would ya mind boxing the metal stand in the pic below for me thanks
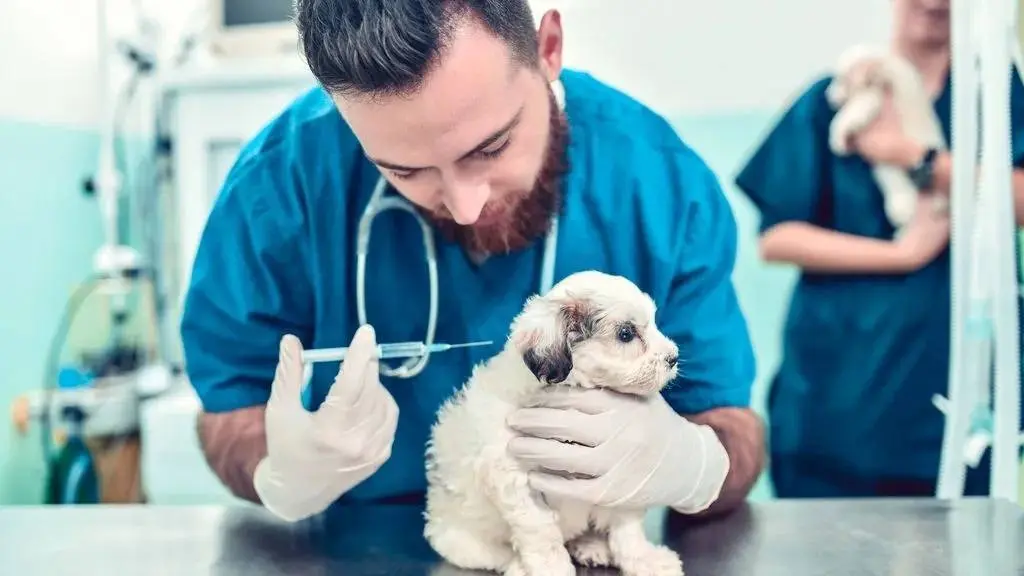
[936,0,1024,501]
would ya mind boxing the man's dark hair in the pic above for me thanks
[294,0,540,97]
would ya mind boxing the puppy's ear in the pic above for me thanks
[512,292,595,385]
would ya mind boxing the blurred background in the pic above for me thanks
[0,0,1020,507]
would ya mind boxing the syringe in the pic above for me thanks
[301,340,494,364]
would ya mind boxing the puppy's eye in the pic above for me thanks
[616,325,636,343]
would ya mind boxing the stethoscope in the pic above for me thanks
[354,78,567,379]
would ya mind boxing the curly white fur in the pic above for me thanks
[826,44,948,231]
[424,271,684,576]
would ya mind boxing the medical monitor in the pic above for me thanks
[207,0,298,58]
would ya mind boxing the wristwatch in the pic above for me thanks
[907,147,939,190]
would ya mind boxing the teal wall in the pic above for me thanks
[0,118,105,504]
[0,111,790,504]
[672,111,796,501]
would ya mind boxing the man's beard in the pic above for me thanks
[422,89,570,260]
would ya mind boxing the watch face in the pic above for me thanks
[909,149,936,189]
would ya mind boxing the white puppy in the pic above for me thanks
[424,271,683,576]
[826,44,948,231]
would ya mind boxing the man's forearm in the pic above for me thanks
[196,406,268,503]
[684,407,765,518]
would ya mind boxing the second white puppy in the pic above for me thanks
[826,43,948,232]
[424,270,684,576]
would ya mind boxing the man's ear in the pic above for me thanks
[511,292,594,385]
[536,9,563,82]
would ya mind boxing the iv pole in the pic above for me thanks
[93,0,144,304]
[936,0,1023,501]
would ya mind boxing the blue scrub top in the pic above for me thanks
[180,69,756,503]
[735,67,1024,481]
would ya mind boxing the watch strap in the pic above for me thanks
[907,147,938,190]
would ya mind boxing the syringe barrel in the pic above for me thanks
[376,341,427,359]
[302,347,349,363]
[302,341,429,364]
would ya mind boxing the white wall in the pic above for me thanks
[530,0,892,115]
[0,0,205,129]
[1,0,893,131]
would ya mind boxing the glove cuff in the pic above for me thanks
[669,423,730,514]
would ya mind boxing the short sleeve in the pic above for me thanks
[734,77,833,233]
[179,157,315,413]
[1011,65,1024,167]
[659,154,757,415]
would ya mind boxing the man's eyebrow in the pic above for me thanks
[367,106,524,172]
[456,106,524,160]
[367,156,425,172]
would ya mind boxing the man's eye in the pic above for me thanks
[390,170,416,180]
[477,138,511,159]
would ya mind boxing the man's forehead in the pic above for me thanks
[334,19,532,162]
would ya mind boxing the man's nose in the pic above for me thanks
[443,179,490,225]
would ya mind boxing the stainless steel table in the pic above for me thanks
[1,497,1022,575]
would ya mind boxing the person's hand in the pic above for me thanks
[506,388,729,513]
[849,93,926,167]
[253,324,399,522]
[894,194,951,271]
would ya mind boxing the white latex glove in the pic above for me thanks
[506,388,729,513]
[253,325,399,522]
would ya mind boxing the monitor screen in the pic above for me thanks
[222,0,293,27]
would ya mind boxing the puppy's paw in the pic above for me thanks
[567,533,612,567]
[885,192,917,227]
[829,127,850,155]
[509,548,575,576]
[617,544,684,576]
[425,523,513,571]
[502,559,528,576]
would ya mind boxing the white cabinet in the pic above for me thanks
[142,56,315,504]
[160,56,316,358]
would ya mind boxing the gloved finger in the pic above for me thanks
[323,380,385,436]
[322,324,379,412]
[507,436,606,477]
[506,407,611,447]
[526,471,602,505]
[321,390,397,465]
[268,334,306,410]
[525,387,631,415]
[362,392,399,458]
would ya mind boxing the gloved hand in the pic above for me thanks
[506,388,729,513]
[253,324,399,522]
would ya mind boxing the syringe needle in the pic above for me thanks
[439,340,493,351]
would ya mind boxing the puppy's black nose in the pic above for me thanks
[666,354,678,368]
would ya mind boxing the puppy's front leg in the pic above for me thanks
[607,510,684,576]
[830,91,884,154]
[479,456,574,576]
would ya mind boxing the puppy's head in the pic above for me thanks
[828,46,890,106]
[509,271,679,396]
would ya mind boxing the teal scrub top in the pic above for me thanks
[735,68,1024,482]
[180,69,757,503]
